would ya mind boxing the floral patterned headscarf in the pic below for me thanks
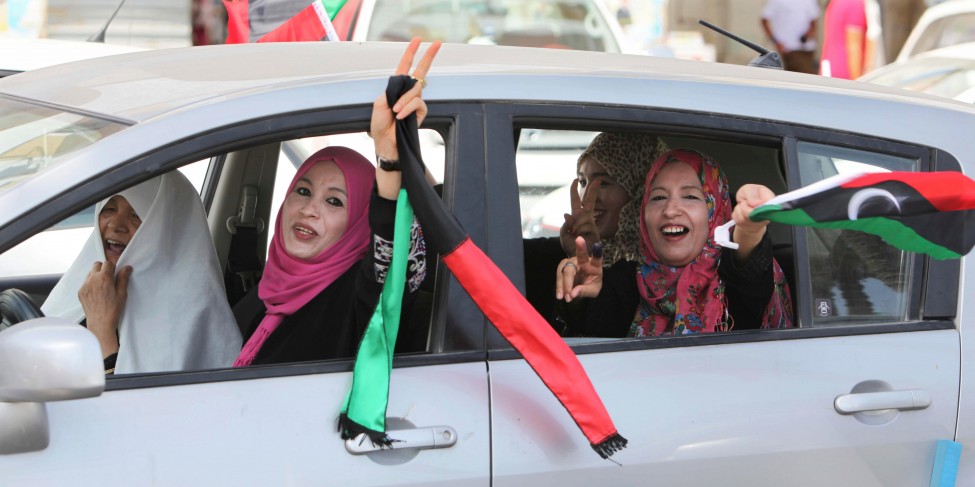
[630,149,792,336]
[577,132,668,265]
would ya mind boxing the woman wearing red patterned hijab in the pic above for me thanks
[555,149,793,337]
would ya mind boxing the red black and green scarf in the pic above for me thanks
[338,75,627,459]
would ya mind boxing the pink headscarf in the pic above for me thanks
[234,146,376,366]
[631,149,792,336]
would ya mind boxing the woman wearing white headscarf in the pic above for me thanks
[42,171,242,374]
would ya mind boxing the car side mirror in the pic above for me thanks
[0,318,105,454]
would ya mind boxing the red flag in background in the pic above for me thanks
[222,0,250,44]
[223,0,359,43]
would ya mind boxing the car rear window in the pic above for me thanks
[0,98,126,194]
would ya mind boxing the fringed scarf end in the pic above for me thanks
[337,413,393,448]
[591,432,628,460]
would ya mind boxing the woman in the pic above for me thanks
[42,171,243,374]
[556,149,793,337]
[232,39,437,366]
[524,132,667,323]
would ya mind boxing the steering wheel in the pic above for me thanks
[0,288,44,331]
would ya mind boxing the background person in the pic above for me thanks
[821,0,870,79]
[523,132,667,325]
[761,0,820,73]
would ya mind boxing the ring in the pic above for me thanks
[561,262,577,274]
[411,76,427,88]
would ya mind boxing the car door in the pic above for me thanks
[0,105,492,486]
[484,104,960,486]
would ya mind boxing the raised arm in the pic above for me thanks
[370,37,441,199]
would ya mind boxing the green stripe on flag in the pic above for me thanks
[321,0,349,20]
[754,207,962,260]
[342,188,413,434]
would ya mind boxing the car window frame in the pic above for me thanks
[480,101,958,359]
[0,102,489,391]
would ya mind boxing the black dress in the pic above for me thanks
[234,192,426,365]
[555,234,777,338]
[522,236,566,324]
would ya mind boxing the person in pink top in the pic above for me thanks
[820,0,868,79]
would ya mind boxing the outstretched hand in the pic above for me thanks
[559,178,602,257]
[78,260,131,358]
[371,37,442,162]
[556,236,604,303]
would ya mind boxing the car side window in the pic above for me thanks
[516,126,791,335]
[797,141,917,324]
[0,159,210,280]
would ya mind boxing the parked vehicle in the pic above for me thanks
[1,41,974,485]
[861,41,975,103]
[896,0,975,62]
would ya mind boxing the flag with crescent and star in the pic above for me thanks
[749,171,975,260]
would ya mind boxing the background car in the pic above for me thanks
[1,42,975,485]
[349,0,632,53]
[861,40,975,103]
[896,0,975,62]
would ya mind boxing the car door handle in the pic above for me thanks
[345,426,457,454]
[834,389,932,414]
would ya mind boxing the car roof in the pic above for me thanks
[1,41,971,124]
[0,38,148,74]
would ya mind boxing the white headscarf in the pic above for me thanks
[41,171,242,373]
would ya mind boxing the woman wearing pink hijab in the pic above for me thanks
[555,149,793,337]
[233,39,438,366]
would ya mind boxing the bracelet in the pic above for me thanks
[376,155,401,172]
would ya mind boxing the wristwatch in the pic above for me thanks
[376,155,401,172]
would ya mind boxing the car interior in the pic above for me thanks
[0,113,924,369]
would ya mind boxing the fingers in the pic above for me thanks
[736,184,775,207]
[411,40,441,81]
[574,236,590,267]
[555,258,576,301]
[115,266,133,297]
[581,177,601,210]
[394,96,427,121]
[569,179,581,210]
[394,37,423,76]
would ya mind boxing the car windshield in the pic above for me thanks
[366,0,621,52]
[0,98,125,193]
[866,57,975,99]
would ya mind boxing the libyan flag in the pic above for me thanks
[750,171,975,260]
[223,0,361,43]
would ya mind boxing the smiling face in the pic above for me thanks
[643,161,710,267]
[281,160,349,260]
[577,155,631,239]
[98,195,142,265]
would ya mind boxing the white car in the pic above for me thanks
[897,0,975,62]
[1,41,975,485]
[862,41,975,103]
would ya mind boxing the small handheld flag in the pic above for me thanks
[729,171,975,260]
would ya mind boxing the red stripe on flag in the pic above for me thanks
[258,3,326,43]
[331,0,361,40]
[222,0,250,44]
[442,238,621,447]
[843,172,975,212]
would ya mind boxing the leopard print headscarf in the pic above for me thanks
[577,132,669,265]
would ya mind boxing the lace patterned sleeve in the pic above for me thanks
[373,215,426,293]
